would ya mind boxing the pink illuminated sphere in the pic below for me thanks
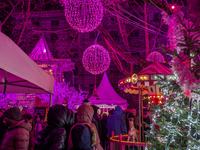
[146,51,164,63]
[64,0,103,33]
[171,5,175,9]
[82,44,110,74]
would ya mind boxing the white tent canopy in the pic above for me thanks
[89,72,128,109]
[0,32,54,94]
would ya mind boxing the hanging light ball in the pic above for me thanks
[146,51,164,63]
[82,44,110,74]
[64,0,103,33]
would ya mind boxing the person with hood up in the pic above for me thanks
[106,106,127,149]
[68,104,103,150]
[1,107,32,150]
[36,104,74,150]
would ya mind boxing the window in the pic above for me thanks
[51,20,59,27]
[90,31,98,38]
[130,29,139,37]
[89,84,95,94]
[70,49,78,58]
[154,13,160,22]
[110,30,119,39]
[73,67,78,75]
[51,33,58,41]
[33,21,40,26]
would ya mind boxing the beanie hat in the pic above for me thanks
[82,99,91,105]
[4,107,21,121]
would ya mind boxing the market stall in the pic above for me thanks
[89,72,128,113]
[0,32,54,108]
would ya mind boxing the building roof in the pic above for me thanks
[89,72,127,105]
[29,35,53,60]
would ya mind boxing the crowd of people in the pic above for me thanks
[0,99,150,150]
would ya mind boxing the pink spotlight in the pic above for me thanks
[171,5,175,9]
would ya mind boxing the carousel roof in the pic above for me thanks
[89,72,127,105]
[138,62,172,75]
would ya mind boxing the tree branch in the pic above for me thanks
[17,0,31,45]
[0,1,20,28]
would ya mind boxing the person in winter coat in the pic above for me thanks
[81,99,99,135]
[68,104,103,150]
[101,114,108,149]
[106,106,127,149]
[36,104,74,150]
[106,106,127,136]
[91,105,102,140]
[1,107,32,150]
[69,124,93,150]
[22,114,37,150]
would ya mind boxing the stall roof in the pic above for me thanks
[0,32,54,93]
[89,72,127,105]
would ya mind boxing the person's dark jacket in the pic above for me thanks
[101,115,108,145]
[91,105,102,139]
[0,116,7,146]
[69,124,93,150]
[36,104,74,150]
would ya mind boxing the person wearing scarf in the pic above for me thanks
[68,104,103,150]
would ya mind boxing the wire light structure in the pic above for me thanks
[82,44,110,74]
[146,51,164,63]
[64,0,104,33]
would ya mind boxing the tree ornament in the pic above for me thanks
[64,0,103,32]
[82,44,110,74]
[146,51,164,63]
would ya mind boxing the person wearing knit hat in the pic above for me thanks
[3,107,21,122]
[82,99,91,105]
[1,107,32,150]
[68,104,103,150]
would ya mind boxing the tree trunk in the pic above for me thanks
[144,2,150,59]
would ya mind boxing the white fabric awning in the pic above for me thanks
[0,32,54,93]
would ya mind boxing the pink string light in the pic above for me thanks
[146,51,164,63]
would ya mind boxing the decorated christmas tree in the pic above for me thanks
[145,0,200,149]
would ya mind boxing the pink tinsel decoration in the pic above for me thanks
[170,55,200,93]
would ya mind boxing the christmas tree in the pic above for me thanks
[144,0,200,149]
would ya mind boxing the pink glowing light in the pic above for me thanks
[146,51,164,63]
[64,0,103,33]
[82,44,110,75]
[171,5,175,9]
